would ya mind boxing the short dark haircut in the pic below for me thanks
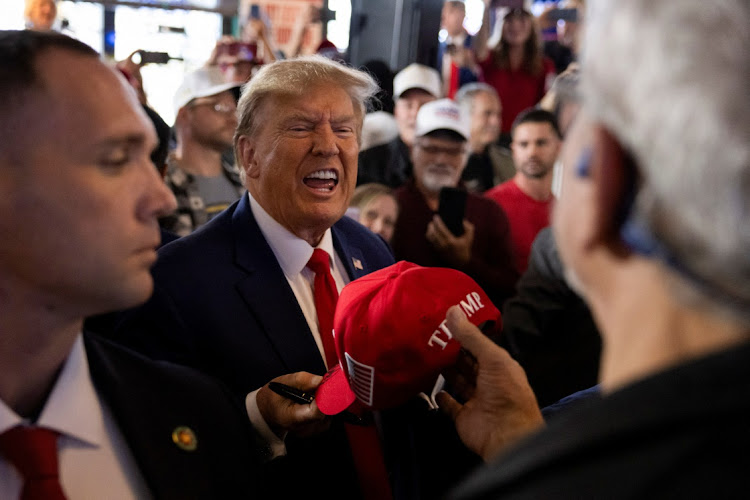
[511,107,562,139]
[0,31,99,161]
[0,30,98,107]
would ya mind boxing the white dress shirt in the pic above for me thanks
[243,192,351,457]
[0,336,152,499]
[247,192,350,367]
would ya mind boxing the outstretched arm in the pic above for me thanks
[437,306,544,461]
[474,0,494,63]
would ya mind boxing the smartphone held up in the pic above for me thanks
[439,187,468,237]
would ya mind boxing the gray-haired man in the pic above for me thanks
[439,0,750,497]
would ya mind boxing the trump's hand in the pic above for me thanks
[257,371,330,438]
[437,306,545,461]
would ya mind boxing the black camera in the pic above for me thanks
[131,50,171,66]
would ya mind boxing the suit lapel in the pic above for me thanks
[84,333,262,498]
[231,195,327,374]
[332,221,369,281]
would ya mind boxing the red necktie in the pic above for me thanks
[306,249,393,500]
[0,425,67,500]
[306,249,340,368]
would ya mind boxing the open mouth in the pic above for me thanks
[303,169,339,192]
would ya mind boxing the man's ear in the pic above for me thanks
[174,107,188,128]
[589,126,635,250]
[237,135,259,180]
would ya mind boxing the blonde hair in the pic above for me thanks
[234,55,379,154]
[350,183,397,213]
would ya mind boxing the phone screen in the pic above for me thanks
[438,187,467,237]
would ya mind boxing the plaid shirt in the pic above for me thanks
[159,155,245,237]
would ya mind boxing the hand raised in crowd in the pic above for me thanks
[437,306,545,461]
[256,372,329,438]
[115,50,147,105]
[427,216,475,266]
[244,18,266,40]
[537,4,559,32]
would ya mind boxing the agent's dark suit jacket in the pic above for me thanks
[448,341,750,499]
[106,194,397,499]
[83,331,269,499]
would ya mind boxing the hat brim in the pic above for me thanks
[174,80,241,113]
[315,365,357,416]
[395,84,439,99]
[189,81,241,102]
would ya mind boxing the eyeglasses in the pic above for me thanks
[415,142,466,157]
[188,100,236,115]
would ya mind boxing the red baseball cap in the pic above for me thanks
[315,261,501,415]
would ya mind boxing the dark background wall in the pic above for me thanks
[348,0,443,73]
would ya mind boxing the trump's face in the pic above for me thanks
[238,84,361,246]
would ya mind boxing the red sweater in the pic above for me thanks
[479,56,556,134]
[485,179,552,274]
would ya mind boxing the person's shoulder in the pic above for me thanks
[82,332,267,483]
[468,189,507,215]
[159,200,240,254]
[527,226,561,272]
[485,179,515,199]
[84,331,250,422]
[334,216,394,261]
[153,202,240,279]
[85,331,205,382]
[358,140,391,160]
[334,213,366,233]
[335,215,389,245]
[357,141,395,184]
[393,180,417,204]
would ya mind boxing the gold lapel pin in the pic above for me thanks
[352,257,363,270]
[172,426,198,452]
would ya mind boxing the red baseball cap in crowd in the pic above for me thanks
[315,261,501,415]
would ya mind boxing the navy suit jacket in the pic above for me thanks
[107,194,396,499]
[109,194,394,392]
[82,332,270,499]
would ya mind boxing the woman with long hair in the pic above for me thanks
[474,3,556,145]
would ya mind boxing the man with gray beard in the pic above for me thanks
[391,98,519,308]
[439,0,750,497]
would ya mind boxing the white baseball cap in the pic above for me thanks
[393,63,442,100]
[415,98,470,141]
[173,66,240,114]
